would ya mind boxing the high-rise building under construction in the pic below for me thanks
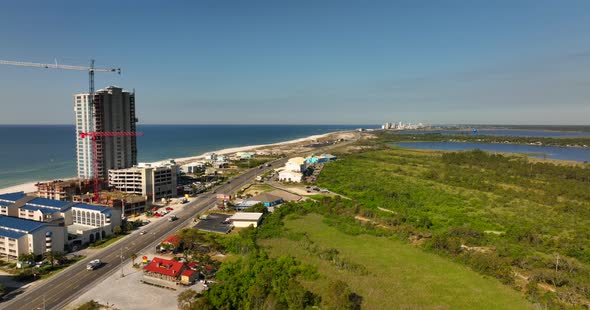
[74,86,138,179]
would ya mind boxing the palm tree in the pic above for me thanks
[130,253,138,266]
[44,251,55,267]
[52,251,66,266]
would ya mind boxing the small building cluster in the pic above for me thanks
[277,154,336,183]
[381,121,426,130]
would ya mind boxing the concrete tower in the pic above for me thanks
[74,86,138,179]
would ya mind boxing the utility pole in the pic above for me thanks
[120,247,124,278]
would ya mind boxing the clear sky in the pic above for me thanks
[0,0,589,125]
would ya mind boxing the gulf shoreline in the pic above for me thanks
[0,130,350,195]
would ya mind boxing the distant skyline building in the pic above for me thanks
[74,86,138,179]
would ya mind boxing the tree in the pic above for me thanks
[18,252,35,264]
[44,251,56,267]
[178,289,198,310]
[130,253,138,266]
[52,251,66,266]
[74,300,101,310]
[322,280,362,310]
[125,221,134,232]
[245,203,268,215]
[114,226,123,235]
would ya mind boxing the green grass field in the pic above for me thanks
[261,213,532,310]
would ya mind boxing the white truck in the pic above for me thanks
[86,259,102,271]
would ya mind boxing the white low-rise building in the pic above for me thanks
[285,157,306,172]
[68,203,122,244]
[278,170,303,183]
[109,160,178,203]
[278,157,307,183]
[0,192,122,252]
[180,161,205,174]
[0,215,67,258]
[229,212,263,228]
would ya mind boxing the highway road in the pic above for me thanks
[1,158,288,310]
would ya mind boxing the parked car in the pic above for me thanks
[165,207,173,211]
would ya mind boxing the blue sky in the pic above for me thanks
[0,0,589,125]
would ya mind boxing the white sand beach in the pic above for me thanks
[0,130,353,195]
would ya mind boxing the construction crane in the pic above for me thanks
[80,131,144,202]
[0,59,120,96]
[1,59,130,203]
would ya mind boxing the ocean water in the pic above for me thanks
[0,124,371,189]
[395,142,590,162]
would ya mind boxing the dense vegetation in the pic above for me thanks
[263,212,531,309]
[315,145,590,308]
[177,204,365,310]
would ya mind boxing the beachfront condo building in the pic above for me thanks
[74,86,138,179]
[108,160,178,203]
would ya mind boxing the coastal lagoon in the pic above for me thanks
[400,129,590,138]
[395,142,590,163]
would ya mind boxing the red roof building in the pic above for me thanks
[158,234,183,253]
[162,234,182,246]
[143,257,185,278]
[180,269,198,285]
[142,256,200,288]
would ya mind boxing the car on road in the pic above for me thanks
[86,259,102,271]
[168,215,178,222]
[140,230,147,235]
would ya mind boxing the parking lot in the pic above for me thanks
[67,253,205,310]
[194,213,232,234]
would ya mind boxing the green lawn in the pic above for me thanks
[88,234,127,249]
[261,213,532,310]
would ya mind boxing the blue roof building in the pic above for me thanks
[0,215,66,258]
[0,192,26,203]
[0,215,46,233]
[26,197,73,212]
